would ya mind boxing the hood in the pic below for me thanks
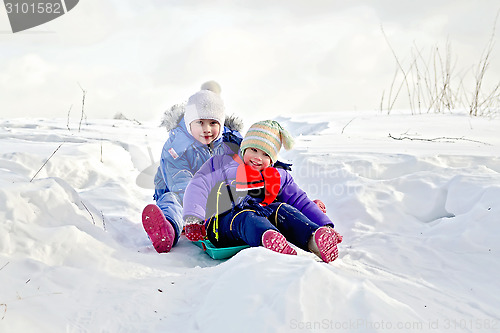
[160,103,244,132]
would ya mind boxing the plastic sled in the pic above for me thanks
[194,240,249,259]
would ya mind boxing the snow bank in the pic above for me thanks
[1,112,499,332]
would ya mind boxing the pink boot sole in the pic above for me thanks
[142,204,175,253]
[262,230,297,255]
[313,227,339,263]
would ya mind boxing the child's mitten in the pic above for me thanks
[184,216,206,241]
[313,199,327,213]
[332,229,343,244]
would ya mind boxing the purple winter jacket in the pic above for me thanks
[183,154,334,228]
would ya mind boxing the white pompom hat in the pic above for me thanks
[184,81,225,140]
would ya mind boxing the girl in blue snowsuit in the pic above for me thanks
[142,82,243,253]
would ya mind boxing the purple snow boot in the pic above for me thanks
[142,204,175,253]
[309,227,340,263]
[261,230,297,255]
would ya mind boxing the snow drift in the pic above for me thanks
[0,111,499,332]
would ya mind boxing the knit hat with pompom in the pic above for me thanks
[240,120,294,163]
[184,81,225,140]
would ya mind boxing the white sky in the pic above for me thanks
[1,0,499,121]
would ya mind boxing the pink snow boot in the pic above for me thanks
[309,227,341,263]
[261,230,297,255]
[142,204,175,253]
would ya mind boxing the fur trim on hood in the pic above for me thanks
[160,104,243,133]
[160,103,186,131]
[223,113,244,133]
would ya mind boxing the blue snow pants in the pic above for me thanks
[206,202,320,250]
[155,192,183,246]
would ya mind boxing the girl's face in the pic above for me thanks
[243,147,272,171]
[190,119,221,145]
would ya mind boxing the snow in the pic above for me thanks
[1,111,499,332]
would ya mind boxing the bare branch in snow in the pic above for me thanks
[388,133,491,145]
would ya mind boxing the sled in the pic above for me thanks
[194,240,249,259]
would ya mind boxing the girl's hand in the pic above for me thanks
[332,229,343,244]
[313,199,326,213]
[184,216,206,241]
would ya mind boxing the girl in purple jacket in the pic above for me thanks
[183,120,342,263]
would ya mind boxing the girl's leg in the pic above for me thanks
[208,209,296,255]
[268,203,341,262]
[261,230,297,255]
[155,192,182,244]
[205,211,249,248]
[308,227,341,263]
[268,203,320,251]
[142,187,181,253]
[142,203,176,253]
[212,209,277,247]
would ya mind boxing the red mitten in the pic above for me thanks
[332,229,343,244]
[313,199,327,213]
[184,217,206,241]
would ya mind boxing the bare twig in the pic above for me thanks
[386,68,398,114]
[66,104,73,131]
[388,133,491,145]
[0,262,9,271]
[78,83,87,132]
[341,118,356,134]
[101,211,106,231]
[30,143,64,182]
[381,24,415,114]
[469,9,499,116]
[381,10,499,117]
[1,303,6,320]
[379,89,385,113]
[81,201,95,225]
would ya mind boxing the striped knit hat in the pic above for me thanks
[240,120,294,163]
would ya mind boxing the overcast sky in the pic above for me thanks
[1,0,499,122]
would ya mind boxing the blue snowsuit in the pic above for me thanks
[153,117,242,245]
